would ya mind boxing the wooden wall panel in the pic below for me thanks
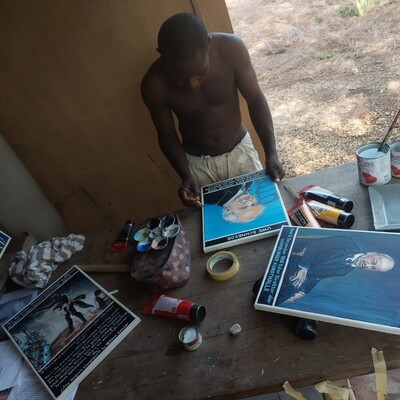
[0,1,240,234]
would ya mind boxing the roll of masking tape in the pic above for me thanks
[206,251,239,281]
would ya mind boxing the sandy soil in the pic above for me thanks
[226,0,400,177]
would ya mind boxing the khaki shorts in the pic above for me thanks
[186,133,263,187]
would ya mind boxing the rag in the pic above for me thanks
[9,233,85,288]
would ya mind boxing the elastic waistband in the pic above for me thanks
[184,129,247,157]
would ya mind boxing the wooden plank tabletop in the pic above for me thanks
[58,161,400,400]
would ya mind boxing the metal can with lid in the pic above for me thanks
[178,325,202,351]
[390,140,400,178]
[356,142,391,186]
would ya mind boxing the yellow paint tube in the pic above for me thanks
[305,200,355,229]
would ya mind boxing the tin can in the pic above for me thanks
[178,326,202,351]
[356,142,391,186]
[390,140,400,178]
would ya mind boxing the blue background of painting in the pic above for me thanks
[203,178,288,241]
[275,228,400,327]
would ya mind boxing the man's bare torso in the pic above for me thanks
[146,34,244,156]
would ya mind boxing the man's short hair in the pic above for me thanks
[157,13,208,61]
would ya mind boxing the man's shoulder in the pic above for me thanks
[210,33,249,64]
[142,58,163,85]
[210,32,241,42]
[141,59,165,105]
[211,32,245,50]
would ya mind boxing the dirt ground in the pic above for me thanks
[226,0,400,178]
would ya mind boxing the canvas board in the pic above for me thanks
[254,226,400,334]
[0,230,11,260]
[201,170,290,253]
[2,266,141,399]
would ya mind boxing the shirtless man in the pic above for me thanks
[141,13,285,207]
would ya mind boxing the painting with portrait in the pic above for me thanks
[3,266,140,399]
[201,170,290,253]
[254,226,400,334]
[0,230,11,260]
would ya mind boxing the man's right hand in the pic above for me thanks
[179,176,201,208]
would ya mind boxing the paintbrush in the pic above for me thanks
[378,108,400,152]
[147,154,203,207]
[284,185,319,217]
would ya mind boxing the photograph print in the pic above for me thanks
[254,226,400,334]
[201,170,290,252]
[0,230,11,260]
[3,266,140,399]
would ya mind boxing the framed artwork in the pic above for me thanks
[201,170,290,253]
[255,226,400,334]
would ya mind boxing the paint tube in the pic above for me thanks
[306,200,355,228]
[142,293,206,322]
[299,185,354,212]
[111,220,135,252]
[287,199,321,228]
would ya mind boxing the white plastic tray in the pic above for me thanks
[368,184,400,231]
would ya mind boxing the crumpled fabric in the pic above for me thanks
[9,233,85,288]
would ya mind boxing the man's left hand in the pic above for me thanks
[265,155,285,182]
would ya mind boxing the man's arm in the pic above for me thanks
[229,35,285,182]
[141,73,200,207]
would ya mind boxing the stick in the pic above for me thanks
[147,154,203,207]
[378,108,400,152]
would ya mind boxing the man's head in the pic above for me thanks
[157,13,210,90]
[354,252,395,272]
[223,193,265,223]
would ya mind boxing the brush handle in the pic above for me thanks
[147,154,203,207]
[378,109,400,152]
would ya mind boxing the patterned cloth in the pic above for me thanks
[9,234,85,288]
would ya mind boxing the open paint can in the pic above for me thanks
[178,326,202,351]
[356,142,391,186]
[390,140,400,178]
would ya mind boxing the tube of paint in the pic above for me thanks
[111,220,135,252]
[306,200,355,228]
[299,185,354,212]
[142,293,206,322]
[287,199,321,228]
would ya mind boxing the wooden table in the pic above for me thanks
[61,161,400,400]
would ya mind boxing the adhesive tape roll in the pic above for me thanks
[206,251,239,281]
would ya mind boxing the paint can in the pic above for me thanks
[390,140,400,178]
[356,142,391,186]
[178,325,202,351]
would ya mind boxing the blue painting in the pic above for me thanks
[201,170,289,252]
[255,226,400,334]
